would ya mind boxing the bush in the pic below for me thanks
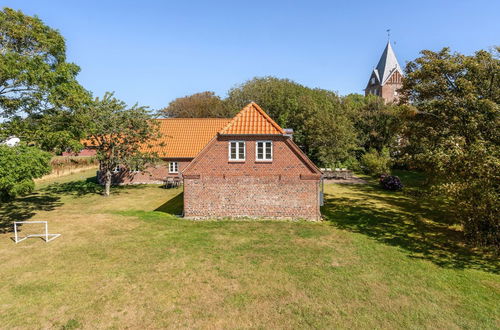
[0,145,51,200]
[379,175,404,191]
[361,148,391,176]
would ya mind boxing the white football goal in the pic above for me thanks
[13,221,61,243]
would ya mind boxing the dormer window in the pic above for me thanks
[229,141,245,161]
[256,141,272,161]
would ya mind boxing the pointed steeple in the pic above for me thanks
[374,41,403,85]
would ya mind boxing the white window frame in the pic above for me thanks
[256,141,273,161]
[131,165,141,173]
[169,161,179,173]
[228,141,246,161]
[112,166,120,173]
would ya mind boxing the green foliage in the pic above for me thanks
[158,91,234,118]
[400,47,500,248]
[226,77,357,166]
[361,148,391,176]
[343,94,405,153]
[84,92,161,196]
[0,7,91,152]
[0,144,51,200]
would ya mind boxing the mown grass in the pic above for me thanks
[0,169,498,328]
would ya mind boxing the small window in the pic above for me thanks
[371,77,375,85]
[229,141,245,161]
[169,162,179,173]
[256,141,272,161]
[112,166,120,173]
[131,165,141,173]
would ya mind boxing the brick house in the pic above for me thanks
[89,103,322,220]
[365,41,404,103]
[182,103,322,220]
[107,118,230,185]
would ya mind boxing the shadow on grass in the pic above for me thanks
[0,193,63,234]
[322,183,499,274]
[155,192,183,215]
[43,176,103,196]
[1,175,134,233]
[42,175,153,197]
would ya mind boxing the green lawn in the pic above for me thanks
[0,169,498,328]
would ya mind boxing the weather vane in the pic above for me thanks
[386,29,391,41]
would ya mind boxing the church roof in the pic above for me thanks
[219,102,285,135]
[373,41,403,85]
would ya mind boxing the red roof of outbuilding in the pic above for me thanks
[151,118,231,158]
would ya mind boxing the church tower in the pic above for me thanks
[365,41,403,103]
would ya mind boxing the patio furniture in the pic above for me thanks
[322,169,354,180]
[164,177,175,188]
[164,176,182,188]
[173,177,182,187]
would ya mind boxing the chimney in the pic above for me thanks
[284,128,294,140]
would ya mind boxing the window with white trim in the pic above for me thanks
[229,141,245,161]
[256,141,272,161]
[112,166,120,173]
[131,164,140,173]
[169,162,178,173]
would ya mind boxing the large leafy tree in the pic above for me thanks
[0,7,90,151]
[158,91,233,118]
[84,93,161,196]
[0,144,51,201]
[226,77,357,166]
[400,47,499,248]
[343,94,405,154]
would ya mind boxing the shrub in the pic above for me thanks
[379,175,404,191]
[361,148,391,176]
[0,145,51,200]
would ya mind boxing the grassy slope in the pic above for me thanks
[0,169,498,329]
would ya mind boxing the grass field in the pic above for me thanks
[0,169,498,328]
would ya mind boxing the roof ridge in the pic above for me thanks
[219,102,285,135]
[155,118,232,120]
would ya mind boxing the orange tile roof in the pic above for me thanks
[219,102,285,135]
[150,118,231,158]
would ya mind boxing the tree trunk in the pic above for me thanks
[104,170,112,197]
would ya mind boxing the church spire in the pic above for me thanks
[375,41,403,86]
[365,39,404,103]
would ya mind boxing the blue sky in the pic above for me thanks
[4,0,499,110]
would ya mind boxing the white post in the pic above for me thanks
[45,221,48,242]
[14,222,18,243]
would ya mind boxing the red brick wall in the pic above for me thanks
[185,135,315,176]
[183,135,321,220]
[62,148,97,157]
[381,71,403,103]
[103,158,191,185]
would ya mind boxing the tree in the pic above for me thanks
[226,77,357,166]
[0,144,51,201]
[84,93,161,196]
[0,7,90,151]
[158,91,233,118]
[360,148,391,176]
[343,94,404,153]
[400,47,499,248]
